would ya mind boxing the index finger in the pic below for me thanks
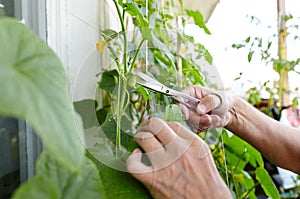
[139,117,177,147]
[181,85,210,100]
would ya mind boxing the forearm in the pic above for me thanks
[225,96,300,174]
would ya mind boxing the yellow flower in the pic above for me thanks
[218,149,224,164]
[209,144,215,150]
[96,41,105,53]
[234,173,244,181]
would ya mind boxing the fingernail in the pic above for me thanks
[133,148,141,153]
[200,117,210,125]
[198,104,206,113]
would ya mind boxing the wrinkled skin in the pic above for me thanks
[180,85,233,131]
[127,84,300,198]
[126,118,232,199]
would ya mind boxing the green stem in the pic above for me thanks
[116,73,127,155]
[233,150,247,171]
[129,39,145,73]
[233,176,240,198]
[112,1,129,156]
[113,0,128,73]
[108,46,122,70]
[240,183,259,199]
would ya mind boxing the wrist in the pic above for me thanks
[225,96,239,130]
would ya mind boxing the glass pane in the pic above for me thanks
[0,118,20,198]
[0,0,15,17]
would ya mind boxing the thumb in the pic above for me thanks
[126,148,153,184]
[197,93,221,114]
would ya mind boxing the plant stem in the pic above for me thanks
[113,0,128,73]
[108,46,122,70]
[112,0,129,156]
[116,73,127,156]
[129,39,145,73]
[240,183,259,199]
[277,0,289,107]
[176,17,183,88]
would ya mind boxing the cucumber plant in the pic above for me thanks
[0,1,281,198]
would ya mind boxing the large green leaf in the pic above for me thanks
[74,99,100,128]
[87,150,152,199]
[256,167,280,199]
[0,17,84,170]
[13,151,105,199]
[12,175,58,199]
[238,171,256,199]
[162,104,184,123]
[98,69,119,93]
[223,132,263,169]
[100,118,134,148]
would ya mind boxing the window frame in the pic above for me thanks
[18,0,47,182]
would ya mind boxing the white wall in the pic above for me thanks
[47,0,111,102]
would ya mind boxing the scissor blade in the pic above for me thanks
[136,81,172,96]
[136,72,160,84]
[135,72,201,108]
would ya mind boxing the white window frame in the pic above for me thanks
[18,0,47,182]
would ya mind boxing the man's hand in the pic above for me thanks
[180,85,233,131]
[126,118,231,199]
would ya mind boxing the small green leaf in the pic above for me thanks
[0,17,84,171]
[196,43,213,64]
[153,49,172,68]
[138,86,151,101]
[256,167,280,199]
[98,69,119,93]
[232,43,244,49]
[101,29,119,42]
[245,36,251,43]
[248,51,254,62]
[74,99,100,128]
[185,9,211,35]
[291,97,299,110]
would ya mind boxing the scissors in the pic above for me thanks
[135,72,201,111]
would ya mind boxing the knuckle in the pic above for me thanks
[148,117,165,129]
[135,131,153,141]
[168,121,181,129]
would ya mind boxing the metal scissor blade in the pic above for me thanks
[136,72,159,83]
[136,72,173,96]
[136,81,171,95]
[136,72,201,108]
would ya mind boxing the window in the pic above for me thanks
[1,0,109,197]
